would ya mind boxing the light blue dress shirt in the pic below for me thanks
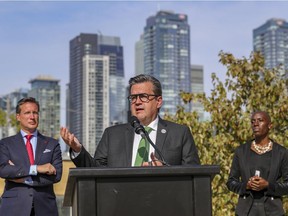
[20,130,38,184]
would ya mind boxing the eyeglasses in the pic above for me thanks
[127,93,159,104]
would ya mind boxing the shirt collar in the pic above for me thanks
[147,116,159,132]
[20,130,38,138]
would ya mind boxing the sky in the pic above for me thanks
[1,1,288,125]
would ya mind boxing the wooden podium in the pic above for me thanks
[63,165,220,216]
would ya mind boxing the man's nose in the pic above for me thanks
[253,120,259,126]
[28,112,37,118]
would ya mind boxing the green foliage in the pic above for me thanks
[164,51,288,215]
[0,109,20,133]
[9,113,20,132]
[0,109,6,127]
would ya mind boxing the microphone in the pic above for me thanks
[130,116,146,138]
[130,116,169,166]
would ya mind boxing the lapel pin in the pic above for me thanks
[161,129,167,134]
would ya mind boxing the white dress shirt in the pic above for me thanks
[131,116,159,166]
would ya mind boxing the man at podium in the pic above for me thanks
[61,74,200,167]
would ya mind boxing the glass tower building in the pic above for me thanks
[98,35,126,124]
[0,88,28,138]
[68,33,125,154]
[253,18,288,79]
[29,75,60,139]
[143,10,191,114]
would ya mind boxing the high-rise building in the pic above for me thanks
[135,34,145,75]
[0,88,29,112]
[29,75,60,139]
[253,18,288,79]
[0,88,28,138]
[68,33,125,154]
[82,55,110,154]
[98,35,126,124]
[141,10,191,114]
[191,65,204,121]
[68,33,98,146]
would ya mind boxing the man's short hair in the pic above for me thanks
[16,97,40,114]
[128,74,162,96]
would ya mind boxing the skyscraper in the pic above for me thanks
[68,34,98,146]
[98,35,126,124]
[0,88,28,113]
[191,64,204,121]
[135,34,145,75]
[253,18,288,79]
[68,33,125,154]
[141,10,191,114]
[0,88,28,138]
[29,75,60,138]
[82,55,110,154]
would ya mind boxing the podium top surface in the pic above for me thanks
[67,165,220,178]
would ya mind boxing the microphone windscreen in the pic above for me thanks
[130,116,139,128]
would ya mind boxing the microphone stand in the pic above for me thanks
[142,130,169,166]
[130,115,169,166]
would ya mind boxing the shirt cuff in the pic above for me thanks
[71,150,81,159]
[29,165,37,175]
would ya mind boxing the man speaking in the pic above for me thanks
[61,74,200,167]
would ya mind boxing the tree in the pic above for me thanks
[0,109,20,136]
[164,51,288,215]
[9,113,20,132]
[0,108,6,127]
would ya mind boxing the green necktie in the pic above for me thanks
[134,127,152,166]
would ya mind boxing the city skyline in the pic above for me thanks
[1,1,288,124]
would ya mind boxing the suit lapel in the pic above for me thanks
[267,141,278,182]
[15,132,31,167]
[243,141,252,181]
[155,118,168,154]
[35,133,48,164]
[125,124,135,166]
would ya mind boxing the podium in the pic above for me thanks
[63,165,220,216]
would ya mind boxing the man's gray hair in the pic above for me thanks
[128,74,162,96]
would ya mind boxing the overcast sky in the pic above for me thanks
[1,1,288,124]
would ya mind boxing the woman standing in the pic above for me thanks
[227,111,288,216]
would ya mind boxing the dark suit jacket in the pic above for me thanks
[226,140,288,216]
[0,131,62,216]
[72,118,200,167]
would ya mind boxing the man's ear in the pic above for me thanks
[156,96,163,109]
[16,114,20,122]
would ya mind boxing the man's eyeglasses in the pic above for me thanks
[127,93,159,104]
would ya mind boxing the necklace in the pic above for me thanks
[252,140,273,154]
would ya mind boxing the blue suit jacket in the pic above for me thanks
[72,118,200,167]
[0,131,62,216]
